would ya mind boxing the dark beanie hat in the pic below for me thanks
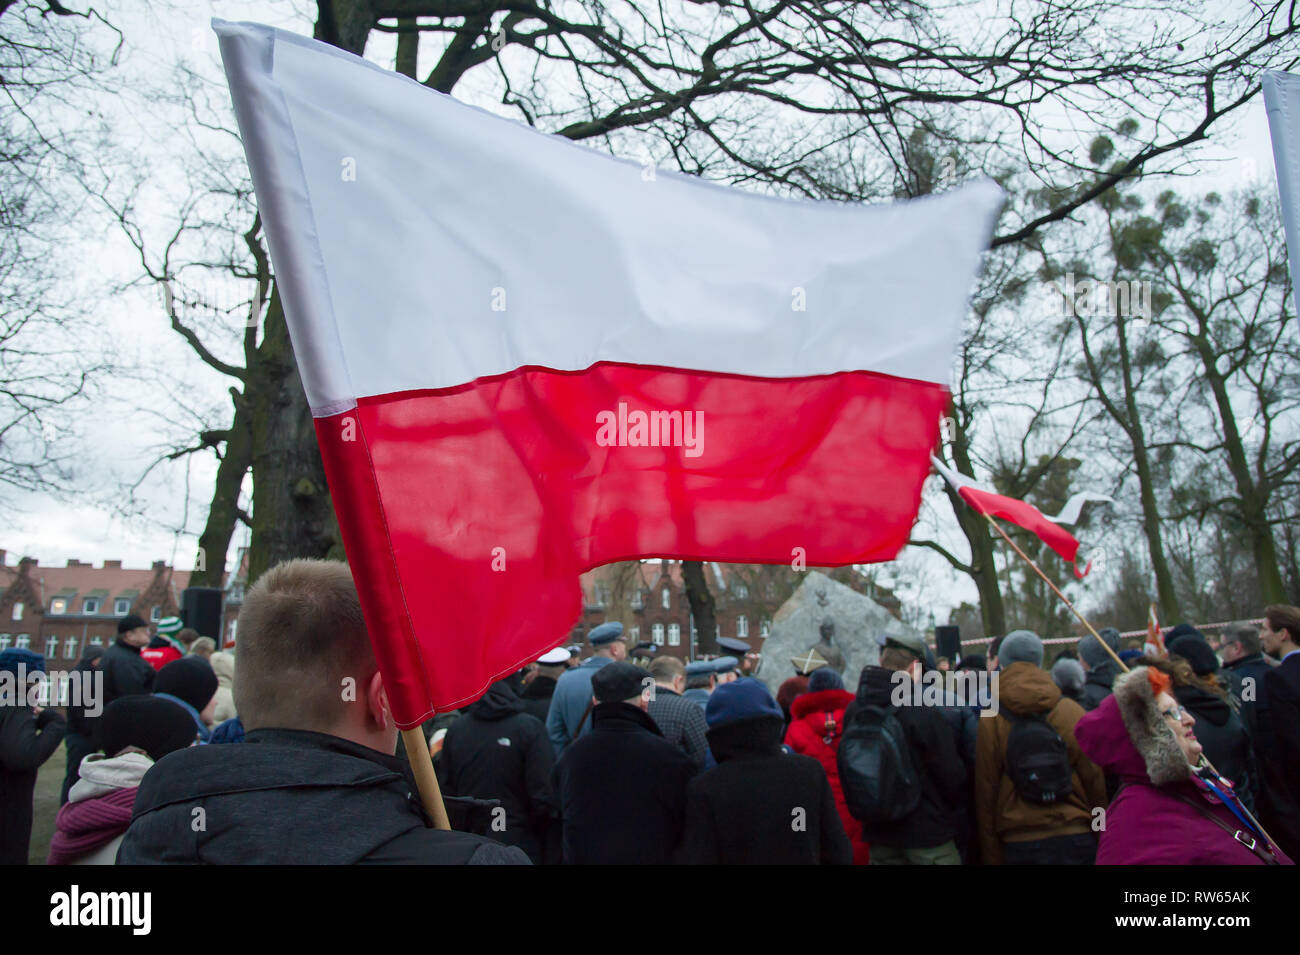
[808,667,844,693]
[591,661,647,703]
[117,614,149,634]
[1168,633,1219,677]
[1166,622,1205,643]
[957,653,986,671]
[705,678,782,728]
[154,656,218,711]
[1079,627,1121,669]
[100,695,197,761]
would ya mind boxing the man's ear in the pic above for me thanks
[366,670,390,731]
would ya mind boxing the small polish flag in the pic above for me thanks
[216,21,1003,726]
[931,456,1110,578]
[1145,602,1166,659]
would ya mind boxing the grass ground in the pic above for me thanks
[29,741,66,865]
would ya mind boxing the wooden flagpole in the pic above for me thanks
[982,512,1281,853]
[402,726,452,830]
[982,513,1128,673]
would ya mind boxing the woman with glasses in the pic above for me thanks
[1073,666,1291,865]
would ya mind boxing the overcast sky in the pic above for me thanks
[1,1,1286,624]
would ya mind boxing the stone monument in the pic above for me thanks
[758,570,922,695]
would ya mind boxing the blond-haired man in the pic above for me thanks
[118,559,529,864]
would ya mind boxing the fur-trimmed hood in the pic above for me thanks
[1075,666,1191,786]
[790,688,854,722]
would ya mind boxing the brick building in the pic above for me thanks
[0,551,191,664]
[566,559,777,661]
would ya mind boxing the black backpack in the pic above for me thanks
[1003,707,1074,804]
[837,703,922,824]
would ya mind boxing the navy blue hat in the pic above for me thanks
[705,678,782,728]
[587,621,625,646]
[807,667,844,693]
[684,660,715,677]
[717,637,750,655]
[0,647,44,676]
[1119,648,1144,664]
[711,655,739,675]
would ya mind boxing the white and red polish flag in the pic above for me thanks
[215,20,1003,727]
[930,456,1111,578]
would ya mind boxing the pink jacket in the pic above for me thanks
[1075,678,1291,866]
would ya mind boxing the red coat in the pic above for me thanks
[140,646,181,672]
[784,689,869,864]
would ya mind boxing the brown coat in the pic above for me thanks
[975,662,1107,864]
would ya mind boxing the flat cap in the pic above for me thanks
[591,661,647,703]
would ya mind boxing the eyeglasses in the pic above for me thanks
[1160,704,1187,722]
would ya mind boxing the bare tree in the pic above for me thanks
[1059,180,1299,617]
[143,0,1300,590]
[0,1,121,507]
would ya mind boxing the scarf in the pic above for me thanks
[46,787,137,865]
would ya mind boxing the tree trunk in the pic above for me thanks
[189,395,253,587]
[947,413,1006,635]
[246,290,342,584]
[1111,311,1182,620]
[681,560,718,656]
[394,17,418,78]
[231,3,371,584]
[1131,443,1181,621]
[1190,333,1286,603]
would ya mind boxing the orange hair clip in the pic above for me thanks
[1146,667,1172,698]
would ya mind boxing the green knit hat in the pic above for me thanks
[156,615,183,637]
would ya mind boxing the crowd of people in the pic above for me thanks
[1,558,1297,865]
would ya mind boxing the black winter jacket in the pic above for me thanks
[1174,683,1257,815]
[117,728,530,864]
[844,666,965,850]
[65,656,103,738]
[552,702,694,864]
[0,702,65,864]
[440,679,556,862]
[519,675,557,724]
[681,714,851,864]
[1079,664,1116,712]
[1223,654,1274,749]
[89,640,155,744]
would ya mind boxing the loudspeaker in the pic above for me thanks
[182,587,224,641]
[935,625,962,663]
